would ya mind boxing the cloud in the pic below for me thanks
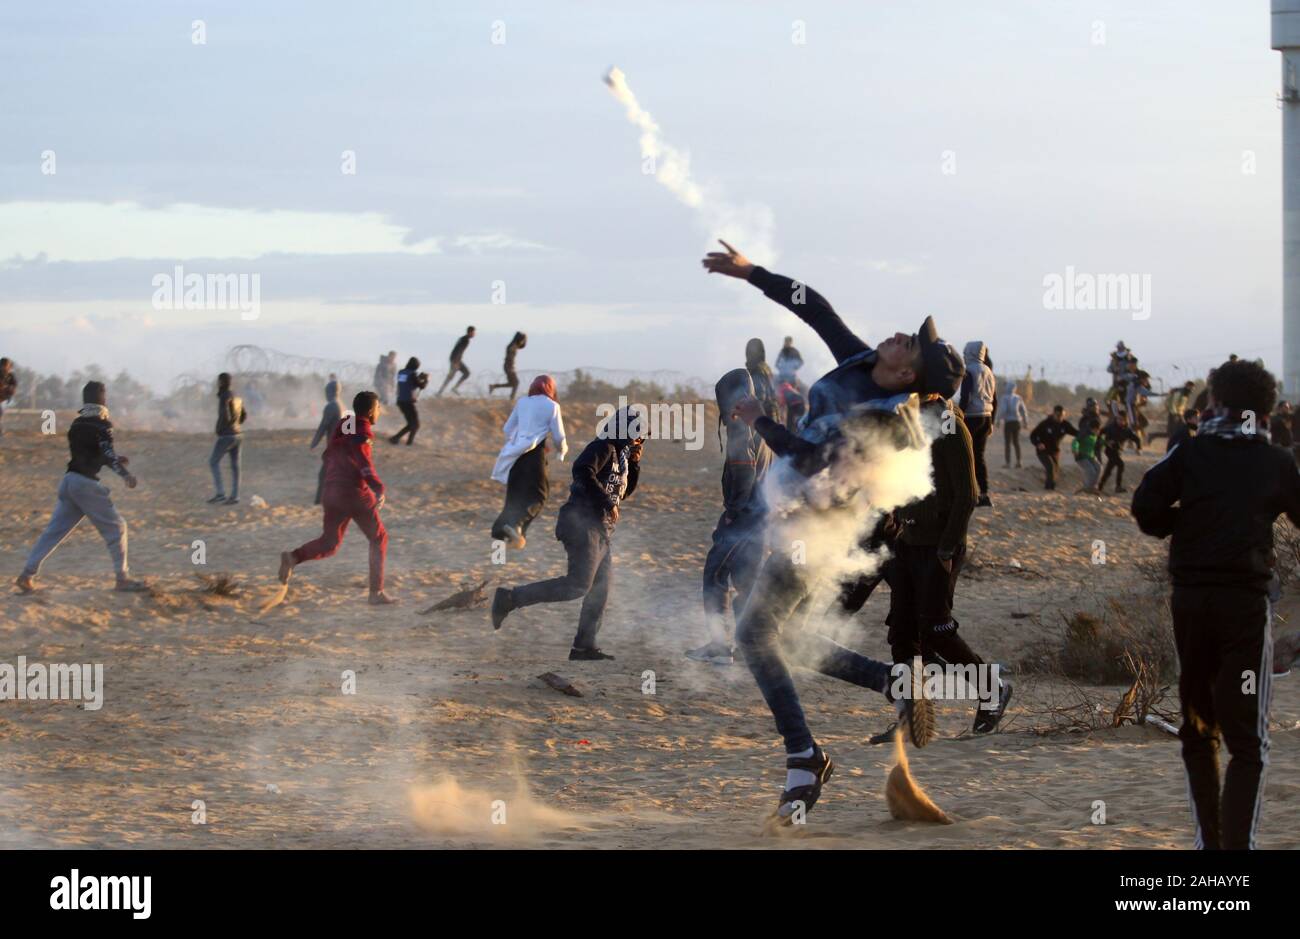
[0,201,547,263]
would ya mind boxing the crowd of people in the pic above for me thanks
[4,249,1298,847]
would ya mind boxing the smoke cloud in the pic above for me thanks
[603,67,778,265]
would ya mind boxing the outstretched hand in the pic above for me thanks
[701,240,754,279]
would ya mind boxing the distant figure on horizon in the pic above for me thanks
[490,374,567,549]
[775,336,803,386]
[374,351,397,405]
[311,374,343,504]
[15,380,146,594]
[389,357,428,445]
[281,391,395,606]
[438,326,476,396]
[488,332,528,399]
[207,373,247,505]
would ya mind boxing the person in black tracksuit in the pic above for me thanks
[491,407,643,661]
[1097,411,1141,494]
[886,396,1011,734]
[389,358,428,445]
[686,369,772,666]
[1132,359,1300,850]
[1029,406,1078,490]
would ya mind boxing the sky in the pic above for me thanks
[0,1,1284,392]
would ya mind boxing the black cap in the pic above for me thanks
[917,315,964,398]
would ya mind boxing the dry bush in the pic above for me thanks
[194,572,241,596]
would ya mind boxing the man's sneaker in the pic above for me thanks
[490,587,514,630]
[114,578,150,593]
[14,574,35,595]
[223,496,239,505]
[685,641,734,665]
[973,679,1014,734]
[206,494,226,504]
[569,647,615,661]
[976,495,993,508]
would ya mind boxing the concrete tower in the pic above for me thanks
[1273,1,1300,395]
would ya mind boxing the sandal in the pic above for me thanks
[773,746,833,823]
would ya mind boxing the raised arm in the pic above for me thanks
[702,240,869,364]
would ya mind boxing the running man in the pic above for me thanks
[281,391,395,605]
[702,240,963,823]
[492,406,643,661]
[1098,410,1141,494]
[1132,358,1299,849]
[488,332,528,399]
[389,358,428,445]
[438,326,476,396]
[15,381,146,593]
[1029,405,1077,491]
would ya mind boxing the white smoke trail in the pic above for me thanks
[603,67,778,264]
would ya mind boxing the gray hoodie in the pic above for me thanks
[959,341,996,419]
[997,381,1028,424]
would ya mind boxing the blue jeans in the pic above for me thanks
[209,435,242,498]
[735,552,893,754]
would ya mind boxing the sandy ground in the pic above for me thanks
[1,400,1297,849]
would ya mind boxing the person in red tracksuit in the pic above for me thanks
[278,391,396,605]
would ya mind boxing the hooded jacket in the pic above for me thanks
[715,369,771,525]
[958,341,996,419]
[319,416,385,499]
[216,388,246,436]
[997,382,1028,424]
[311,380,343,449]
[557,407,641,535]
[67,404,130,480]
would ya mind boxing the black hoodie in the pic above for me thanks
[556,407,641,535]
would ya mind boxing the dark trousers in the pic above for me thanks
[439,361,470,394]
[1166,414,1185,451]
[1003,420,1022,466]
[511,520,612,651]
[390,400,420,445]
[702,514,764,634]
[489,367,520,398]
[1037,449,1060,489]
[492,444,549,540]
[735,553,893,754]
[1098,449,1125,491]
[964,415,992,495]
[1173,585,1273,850]
[885,540,982,667]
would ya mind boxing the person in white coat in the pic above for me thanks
[491,374,568,549]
